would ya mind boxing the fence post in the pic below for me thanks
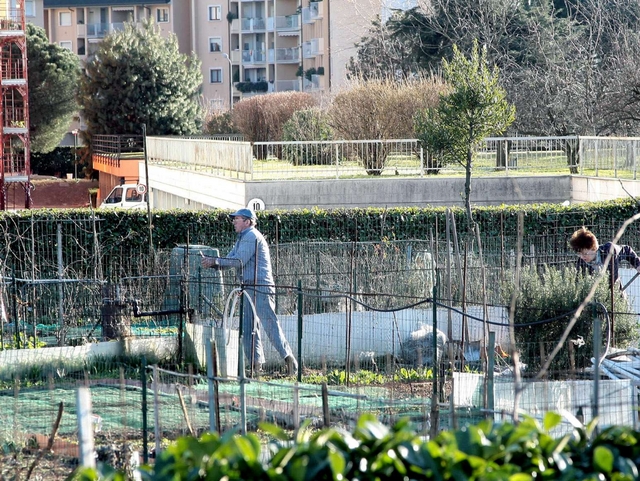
[487,332,495,418]
[141,356,148,464]
[206,336,221,434]
[76,387,96,469]
[238,290,247,435]
[321,382,330,427]
[430,283,439,439]
[297,280,303,383]
[593,303,601,427]
[101,283,129,341]
[153,365,161,456]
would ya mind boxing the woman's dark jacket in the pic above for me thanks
[576,242,640,287]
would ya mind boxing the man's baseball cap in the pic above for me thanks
[229,208,256,221]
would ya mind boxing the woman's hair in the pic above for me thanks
[569,226,598,252]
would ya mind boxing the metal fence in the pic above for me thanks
[579,136,640,179]
[140,135,640,181]
[1,214,640,474]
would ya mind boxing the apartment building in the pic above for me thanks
[41,0,395,112]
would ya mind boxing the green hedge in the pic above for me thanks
[0,198,637,267]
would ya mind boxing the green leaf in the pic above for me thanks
[592,445,615,474]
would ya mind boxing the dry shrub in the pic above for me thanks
[327,75,447,140]
[326,75,447,174]
[231,92,316,146]
[204,111,236,135]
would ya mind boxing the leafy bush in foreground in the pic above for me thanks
[71,412,640,480]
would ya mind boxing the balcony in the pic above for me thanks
[302,2,323,24]
[241,17,265,32]
[274,79,301,92]
[86,22,109,37]
[304,74,322,91]
[242,50,266,63]
[275,14,299,30]
[84,22,136,38]
[268,47,299,63]
[303,38,324,58]
[0,9,24,35]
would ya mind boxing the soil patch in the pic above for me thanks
[4,176,98,210]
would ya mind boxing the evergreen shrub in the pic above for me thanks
[502,265,639,377]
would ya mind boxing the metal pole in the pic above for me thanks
[142,124,153,251]
[430,282,439,438]
[224,53,233,110]
[487,331,495,417]
[593,304,601,426]
[72,129,78,179]
[297,280,303,383]
[141,356,148,464]
[206,336,217,433]
[57,222,64,344]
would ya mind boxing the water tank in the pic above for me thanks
[165,245,223,321]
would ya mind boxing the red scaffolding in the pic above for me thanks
[0,4,31,209]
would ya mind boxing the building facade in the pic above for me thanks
[41,0,391,111]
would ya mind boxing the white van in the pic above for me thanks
[99,184,148,210]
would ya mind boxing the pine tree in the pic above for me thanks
[78,19,204,136]
[415,40,515,226]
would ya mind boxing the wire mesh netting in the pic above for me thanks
[0,211,640,470]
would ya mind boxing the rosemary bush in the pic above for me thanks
[502,265,639,378]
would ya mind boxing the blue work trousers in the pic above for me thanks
[241,286,293,366]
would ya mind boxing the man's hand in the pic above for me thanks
[201,253,220,269]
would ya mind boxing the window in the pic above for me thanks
[104,187,123,204]
[209,37,222,53]
[59,41,72,51]
[156,8,169,23]
[59,12,72,26]
[24,0,35,17]
[209,68,223,83]
[208,5,222,21]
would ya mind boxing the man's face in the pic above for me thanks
[232,216,250,233]
[577,249,597,263]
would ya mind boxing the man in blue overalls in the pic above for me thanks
[202,208,297,376]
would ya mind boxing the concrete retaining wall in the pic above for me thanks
[142,164,640,211]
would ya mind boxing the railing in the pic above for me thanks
[242,50,266,63]
[579,136,640,179]
[303,38,324,57]
[303,75,321,91]
[274,79,301,92]
[86,22,109,37]
[241,17,265,31]
[93,135,144,156]
[0,57,25,81]
[271,47,299,62]
[275,14,299,29]
[252,139,422,179]
[0,8,24,32]
[145,136,253,180]
[302,4,322,24]
[97,135,640,182]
